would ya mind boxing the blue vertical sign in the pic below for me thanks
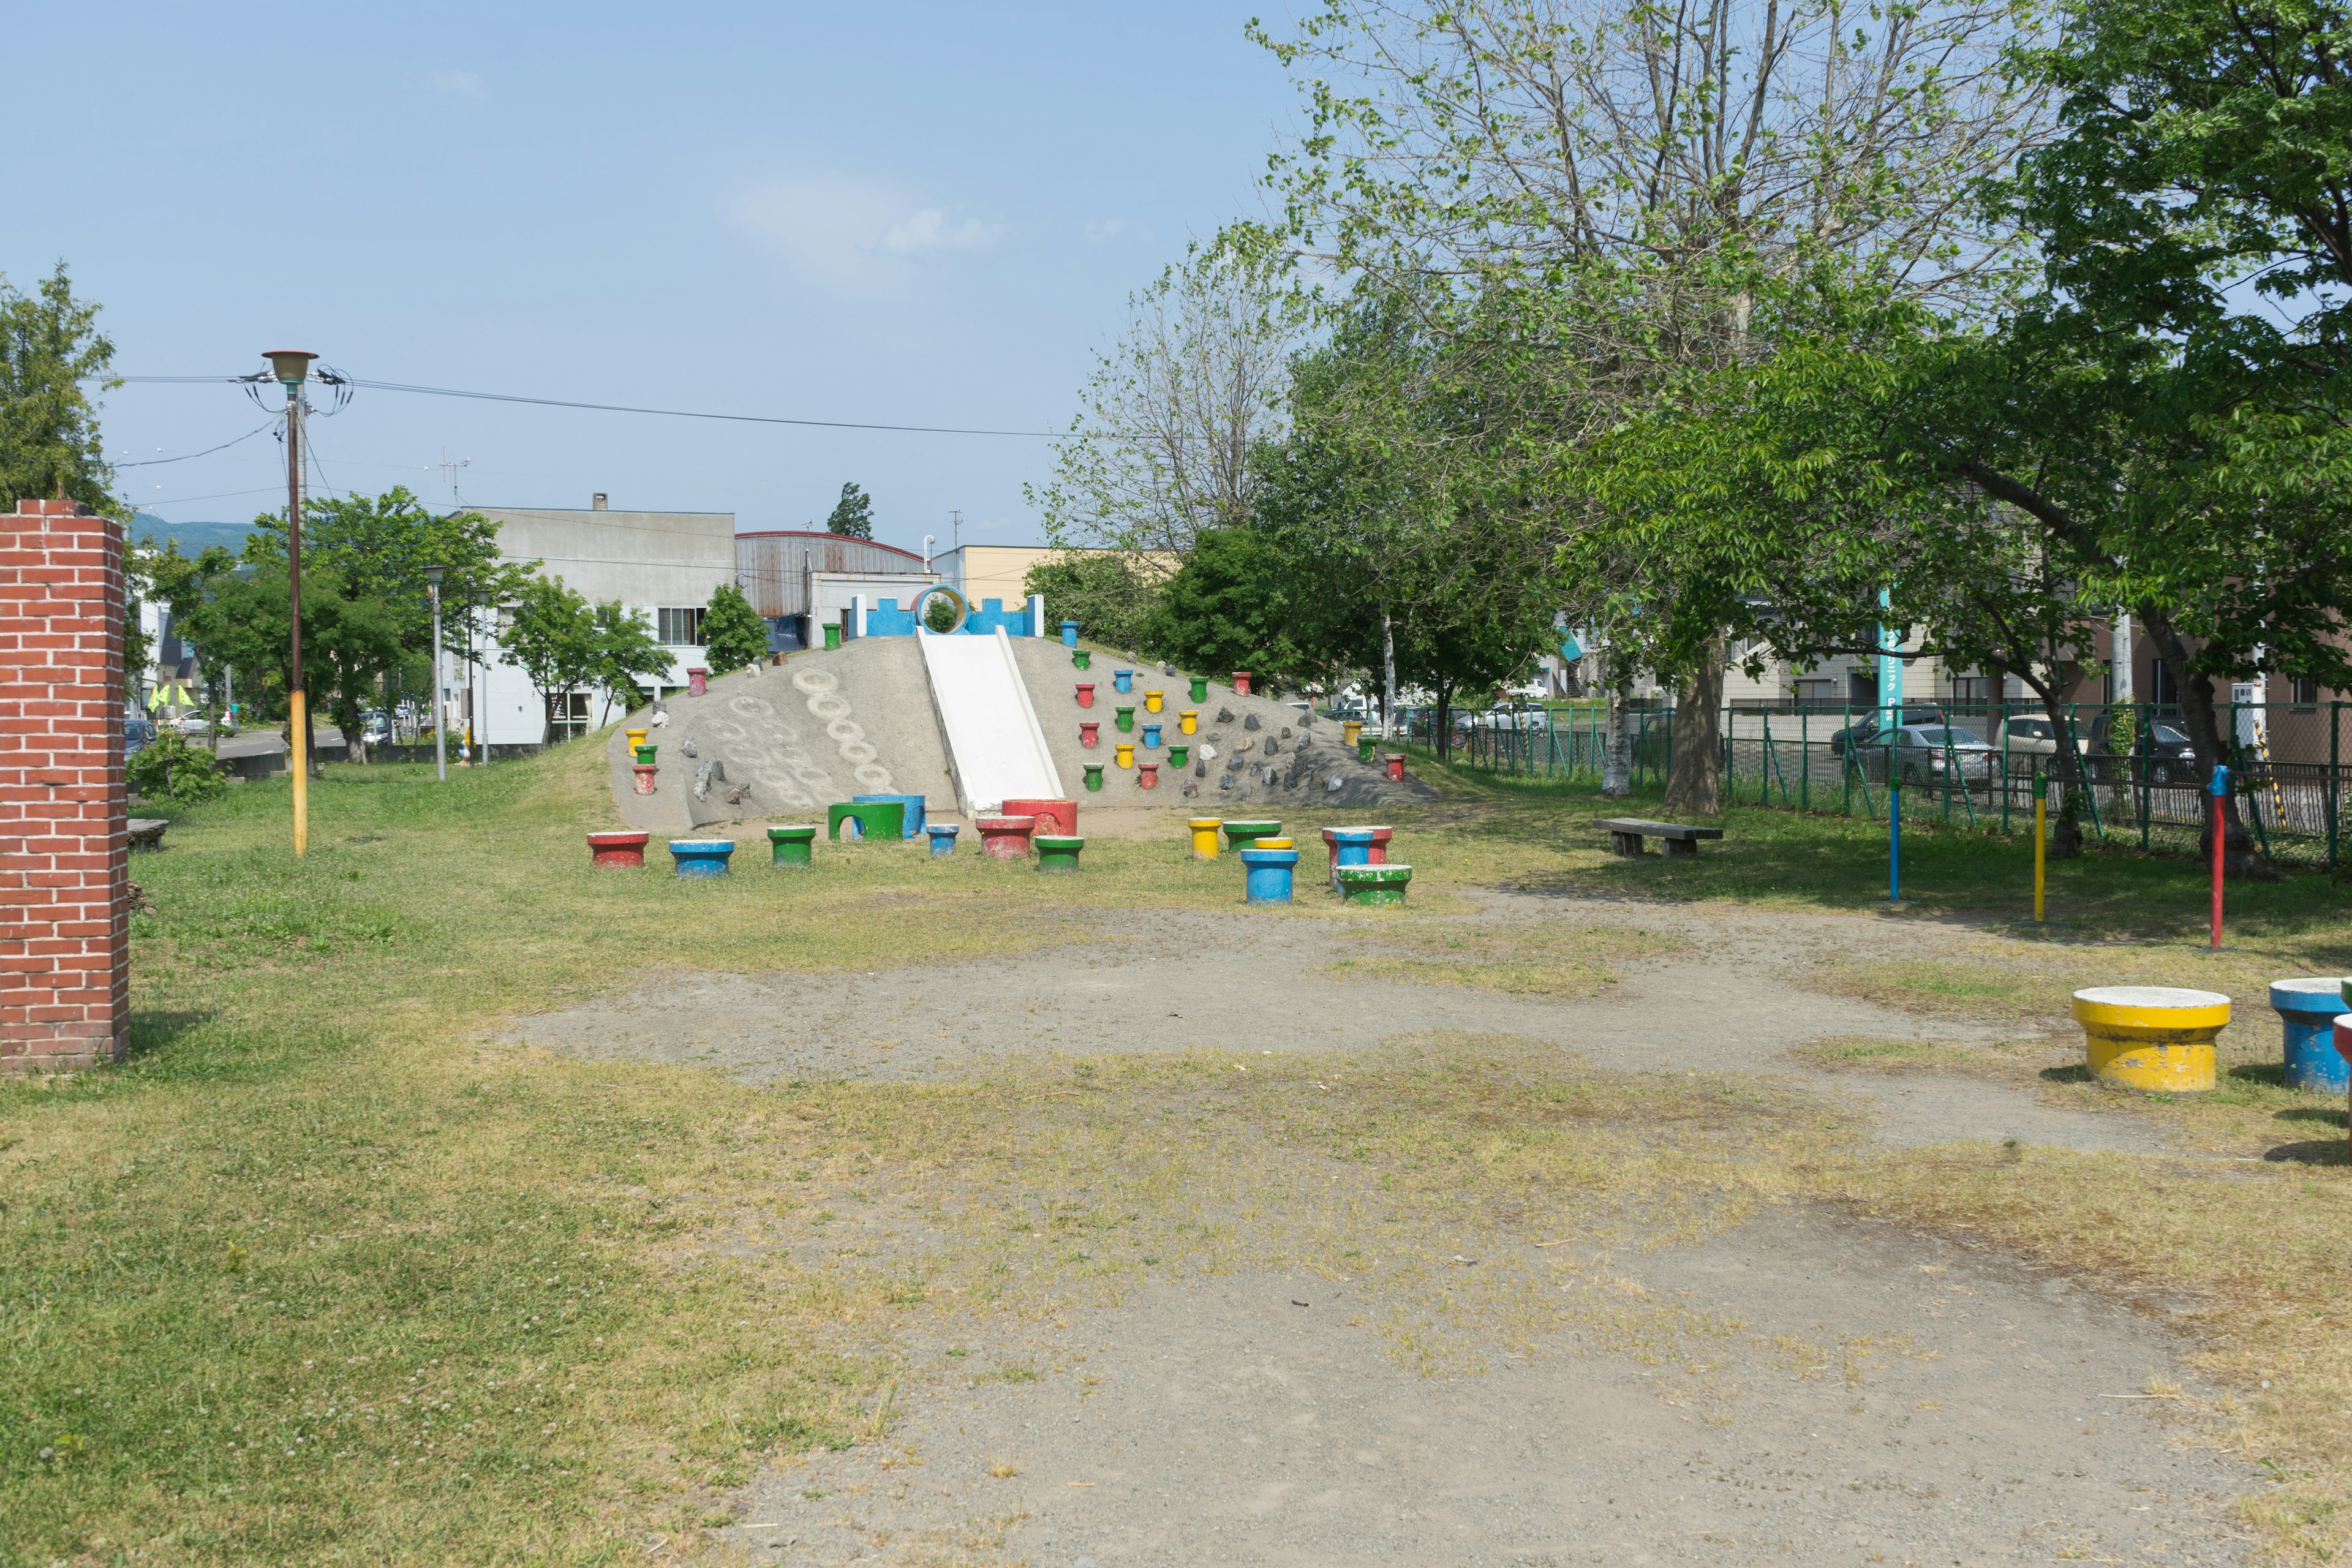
[1880,587,1902,902]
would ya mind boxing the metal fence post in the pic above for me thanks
[2331,699,2340,870]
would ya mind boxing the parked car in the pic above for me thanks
[123,709,156,755]
[1460,706,1553,732]
[1865,723,1996,785]
[175,713,210,737]
[360,709,391,745]
[1828,706,1943,756]
[1989,712,2092,761]
[2088,715,2200,785]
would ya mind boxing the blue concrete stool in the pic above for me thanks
[1112,668,1134,695]
[668,839,736,878]
[853,793,926,839]
[1240,846,1299,905]
[1060,619,1079,647]
[1329,826,1377,890]
[2269,978,2350,1093]
[1140,722,1162,750]
[925,823,960,858]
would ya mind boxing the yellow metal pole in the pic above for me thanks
[2032,771,2046,922]
[290,691,308,858]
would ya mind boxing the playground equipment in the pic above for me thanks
[1072,648,1092,670]
[2072,986,2229,1093]
[1080,721,1100,748]
[1137,762,1159,789]
[1324,826,1376,888]
[1256,836,1294,850]
[669,839,735,877]
[633,744,657,764]
[2334,1002,2352,1159]
[1343,720,1363,748]
[1061,619,1080,647]
[632,761,658,795]
[1115,742,1135,769]
[1115,706,1136,733]
[1168,744,1190,769]
[688,668,709,696]
[767,824,818,867]
[976,815,1037,859]
[1240,845,1298,903]
[1003,797,1077,836]
[1035,834,1085,872]
[1083,763,1104,791]
[1233,671,1252,695]
[1076,682,1096,709]
[921,627,1064,816]
[1357,736,1376,763]
[2268,979,2351,1093]
[1336,864,1413,906]
[1179,709,1197,735]
[1188,817,1223,859]
[828,799,907,841]
[926,823,960,857]
[1114,669,1134,695]
[854,793,927,839]
[1142,722,1163,749]
[1223,820,1281,853]
[625,727,648,751]
[823,622,843,650]
[587,830,650,868]
[1189,676,1208,703]
[1384,753,1406,782]
[1144,689,1164,713]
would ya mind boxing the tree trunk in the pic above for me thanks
[344,698,366,764]
[1662,642,1724,816]
[1433,679,1453,760]
[2025,680,2086,859]
[2139,606,2274,878]
[1602,658,1632,797]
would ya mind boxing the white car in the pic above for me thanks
[1989,714,2089,760]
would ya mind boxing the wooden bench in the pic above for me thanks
[127,818,168,852]
[1593,817,1723,858]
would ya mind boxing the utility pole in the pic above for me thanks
[266,350,316,856]
[426,565,447,782]
[949,510,962,553]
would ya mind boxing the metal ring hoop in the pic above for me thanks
[912,584,970,635]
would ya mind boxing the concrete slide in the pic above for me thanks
[919,627,1063,813]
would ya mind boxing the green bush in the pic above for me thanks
[126,727,227,804]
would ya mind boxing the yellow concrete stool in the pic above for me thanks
[1255,837,1294,850]
[2072,986,2230,1093]
[1115,742,1135,769]
[1188,817,1223,859]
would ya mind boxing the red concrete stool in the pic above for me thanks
[976,815,1038,859]
[1002,798,1078,837]
[587,830,649,868]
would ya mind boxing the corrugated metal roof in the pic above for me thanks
[734,530,932,617]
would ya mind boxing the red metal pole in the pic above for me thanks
[2210,792,2225,950]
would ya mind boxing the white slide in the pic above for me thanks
[918,627,1065,813]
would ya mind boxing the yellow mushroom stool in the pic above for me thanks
[2071,986,2229,1093]
[1188,817,1223,859]
[1255,837,1294,850]
[1144,689,1164,713]
[1178,709,1198,735]
[1115,742,1135,769]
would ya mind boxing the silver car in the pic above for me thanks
[1870,723,1995,785]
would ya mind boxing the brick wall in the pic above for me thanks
[1,497,128,1072]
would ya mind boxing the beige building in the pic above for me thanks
[929,545,1178,617]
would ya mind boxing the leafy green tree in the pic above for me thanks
[170,558,403,772]
[824,483,873,540]
[1144,529,1318,690]
[590,601,670,725]
[125,726,227,805]
[1022,552,1161,651]
[497,575,601,744]
[0,263,118,514]
[700,581,769,674]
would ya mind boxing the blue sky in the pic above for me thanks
[9,2,1297,555]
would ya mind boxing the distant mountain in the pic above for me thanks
[129,512,257,556]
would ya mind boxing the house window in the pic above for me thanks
[2290,676,2320,708]
[657,607,705,646]
[1948,676,1988,705]
[549,691,594,741]
[1795,679,1834,707]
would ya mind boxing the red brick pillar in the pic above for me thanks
[1,497,129,1072]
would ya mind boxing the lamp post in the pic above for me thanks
[265,349,317,856]
[425,565,447,782]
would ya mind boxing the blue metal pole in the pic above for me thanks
[1881,587,1902,901]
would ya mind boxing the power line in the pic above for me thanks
[117,423,277,467]
[115,373,1071,439]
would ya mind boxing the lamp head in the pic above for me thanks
[424,564,445,587]
[264,349,317,386]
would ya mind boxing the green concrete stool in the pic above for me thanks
[1223,819,1282,853]
[1082,763,1105,792]
[1035,834,1085,872]
[828,800,906,841]
[1072,648,1093,670]
[1115,706,1136,733]
[767,824,817,867]
[1336,864,1412,906]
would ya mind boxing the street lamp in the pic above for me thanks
[266,349,317,857]
[424,565,447,783]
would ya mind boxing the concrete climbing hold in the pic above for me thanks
[1188,817,1223,859]
[1167,744,1190,769]
[1325,775,1344,793]
[1233,672,1253,696]
[681,737,698,758]
[1280,725,1292,739]
[854,793,927,839]
[768,824,819,868]
[1113,669,1134,695]
[1336,864,1412,906]
[1142,722,1163,750]
[1115,706,1136,734]
[1144,689,1164,714]
[1178,709,1198,736]
[668,839,734,877]
[588,830,650,868]
[975,815,1037,859]
[828,800,907,841]
[2072,987,2229,1094]
[1076,682,1096,709]
[1236,737,1255,754]
[1194,761,1207,778]
[1115,742,1135,770]
[1223,820,1281,853]
[1080,721,1100,748]
[1072,647,1093,670]
[1240,845,1297,903]
[1035,834,1085,872]
[1263,737,1280,755]
[1061,619,1080,647]
[1182,782,1198,797]
[2269,979,2351,1093]
[687,668,709,697]
[1199,741,1218,759]
[1003,798,1077,836]
[625,727,649,751]
[632,744,658,765]
[1137,762,1160,790]
[632,763,658,795]
[1218,775,1234,791]
[925,823,961,858]
[1083,763,1106,791]
[1244,713,1261,732]
[1189,675,1209,703]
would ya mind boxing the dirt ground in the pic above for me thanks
[513,888,2260,1565]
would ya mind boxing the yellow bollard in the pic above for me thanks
[1144,689,1164,713]
[1178,709,1197,735]
[1115,742,1135,769]
[2072,986,2228,1093]
[1188,817,1223,859]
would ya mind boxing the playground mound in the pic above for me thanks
[605,638,1434,835]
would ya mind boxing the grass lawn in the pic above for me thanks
[7,736,2352,1562]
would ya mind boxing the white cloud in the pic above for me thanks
[428,69,484,100]
[1084,218,1130,244]
[720,172,1005,279]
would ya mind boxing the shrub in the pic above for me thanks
[126,727,227,804]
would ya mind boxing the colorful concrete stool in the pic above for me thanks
[1336,864,1413,906]
[925,823,960,858]
[625,727,649,751]
[1144,689,1164,714]
[1384,753,1406,782]
[828,799,907,841]
[2269,979,2351,1093]
[1189,676,1209,703]
[1343,720,1364,748]
[1178,709,1198,736]
[1357,736,1377,764]
[976,815,1037,859]
[1167,744,1190,769]
[1115,706,1136,734]
[2072,986,2230,1094]
[1072,647,1092,669]
[1113,669,1134,695]
[1003,798,1078,837]
[1035,834,1085,872]
[632,762,658,795]
[767,824,818,867]
[2334,1014,2352,1159]
[854,793,926,839]
[587,830,650,868]
[1076,682,1096,709]
[633,744,658,765]
[1083,763,1105,792]
[687,667,709,697]
[1061,619,1080,647]
[1232,671,1252,696]
[1079,720,1101,749]
[1189,817,1223,859]
[1325,826,1377,888]
[1366,825,1393,864]
[1223,820,1281,853]
[668,839,735,877]
[1255,836,1292,850]
[1141,722,1163,750]
[1240,845,1298,903]
[1115,742,1135,769]
[1137,762,1159,790]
